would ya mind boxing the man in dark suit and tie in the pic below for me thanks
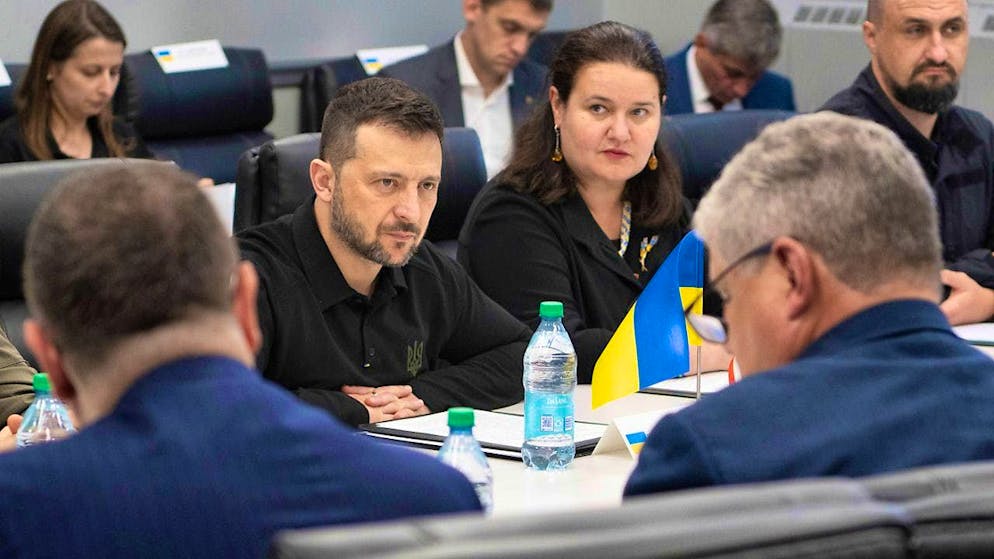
[380,0,551,178]
[663,0,795,115]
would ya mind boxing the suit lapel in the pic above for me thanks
[436,42,465,127]
[663,46,694,115]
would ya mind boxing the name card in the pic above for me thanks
[0,58,11,87]
[593,404,690,459]
[151,39,228,74]
[356,44,428,75]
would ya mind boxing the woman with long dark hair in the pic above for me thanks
[0,0,150,162]
[459,21,728,382]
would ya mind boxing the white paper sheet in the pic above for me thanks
[151,39,229,74]
[356,44,429,75]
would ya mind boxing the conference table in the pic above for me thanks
[480,336,994,518]
[487,385,696,517]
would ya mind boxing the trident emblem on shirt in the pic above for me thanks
[406,340,424,377]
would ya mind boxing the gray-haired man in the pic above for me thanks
[663,0,795,114]
[625,112,994,496]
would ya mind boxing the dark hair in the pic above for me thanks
[23,162,238,367]
[16,0,128,160]
[480,0,553,11]
[866,0,882,24]
[498,21,683,228]
[319,77,444,173]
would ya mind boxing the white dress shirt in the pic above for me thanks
[454,32,514,179]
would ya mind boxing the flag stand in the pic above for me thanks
[695,346,702,400]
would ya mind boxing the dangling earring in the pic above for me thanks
[551,125,563,162]
[647,151,658,171]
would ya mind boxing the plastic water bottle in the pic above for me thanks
[16,373,76,448]
[522,301,577,470]
[437,407,493,512]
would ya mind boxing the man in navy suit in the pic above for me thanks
[380,0,551,178]
[663,0,795,115]
[0,163,481,558]
[625,112,994,496]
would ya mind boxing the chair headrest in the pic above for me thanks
[427,127,486,243]
[660,110,796,204]
[126,47,273,140]
[234,127,486,243]
[526,30,571,67]
[298,57,368,133]
[0,63,26,122]
[234,132,319,232]
[0,159,174,299]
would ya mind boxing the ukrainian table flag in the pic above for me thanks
[591,230,705,408]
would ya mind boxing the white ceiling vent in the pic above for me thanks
[779,1,865,30]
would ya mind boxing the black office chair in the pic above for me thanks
[269,478,910,558]
[900,488,994,558]
[526,29,572,67]
[125,46,274,183]
[234,127,486,259]
[0,159,174,365]
[861,460,994,502]
[298,56,369,133]
[859,461,994,558]
[660,109,796,206]
[0,63,26,122]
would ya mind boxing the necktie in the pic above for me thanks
[707,96,725,112]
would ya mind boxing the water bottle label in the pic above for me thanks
[524,392,574,440]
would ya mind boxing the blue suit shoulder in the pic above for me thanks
[379,42,454,85]
[663,49,693,115]
[742,70,796,111]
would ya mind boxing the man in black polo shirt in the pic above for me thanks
[821,0,994,325]
[238,78,530,427]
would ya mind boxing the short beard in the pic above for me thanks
[892,81,958,114]
[331,186,420,267]
[887,63,959,114]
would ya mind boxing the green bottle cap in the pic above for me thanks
[32,373,51,393]
[447,407,475,428]
[538,301,564,319]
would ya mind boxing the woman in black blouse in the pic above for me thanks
[0,0,150,163]
[458,22,729,382]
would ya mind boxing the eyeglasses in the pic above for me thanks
[683,241,773,344]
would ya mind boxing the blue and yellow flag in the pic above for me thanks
[591,230,705,408]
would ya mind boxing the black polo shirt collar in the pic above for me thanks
[290,196,407,311]
[853,65,952,178]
